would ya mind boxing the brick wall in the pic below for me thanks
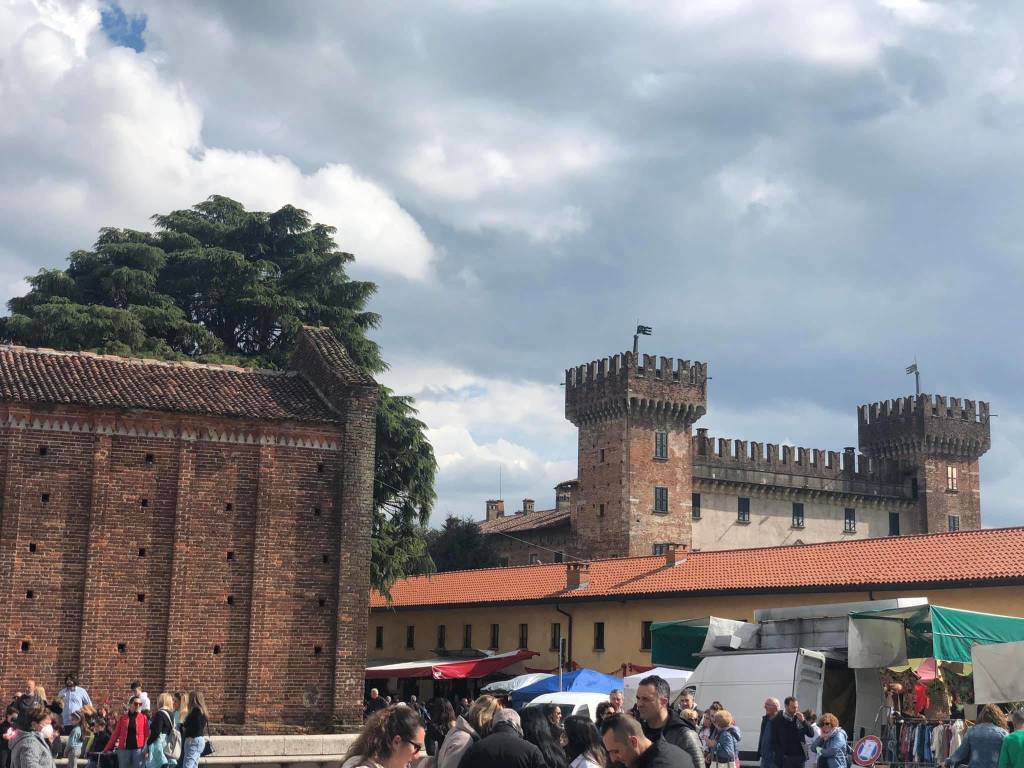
[0,401,373,731]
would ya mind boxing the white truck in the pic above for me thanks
[684,648,826,764]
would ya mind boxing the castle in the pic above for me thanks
[0,327,377,729]
[479,350,991,565]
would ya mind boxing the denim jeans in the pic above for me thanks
[182,737,206,768]
[117,748,144,768]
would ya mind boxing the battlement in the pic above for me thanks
[692,429,903,487]
[565,351,707,427]
[565,352,708,389]
[858,394,991,460]
[858,394,989,426]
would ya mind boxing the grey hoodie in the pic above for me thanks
[437,716,481,768]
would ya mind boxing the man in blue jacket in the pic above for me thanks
[757,698,779,768]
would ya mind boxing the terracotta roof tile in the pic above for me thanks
[0,345,340,423]
[372,527,1024,608]
[478,508,570,534]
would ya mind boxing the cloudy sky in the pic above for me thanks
[2,0,1022,527]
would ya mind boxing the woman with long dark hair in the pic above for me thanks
[180,691,207,768]
[562,716,605,768]
[342,707,425,768]
[426,700,457,757]
[520,708,567,768]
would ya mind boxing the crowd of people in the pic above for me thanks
[357,678,1024,768]
[352,676,851,768]
[1,676,210,768]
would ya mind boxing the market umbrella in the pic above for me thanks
[509,668,623,709]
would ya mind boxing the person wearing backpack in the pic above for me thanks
[144,695,180,768]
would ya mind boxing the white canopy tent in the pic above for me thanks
[972,640,1024,704]
[481,672,554,695]
[622,667,692,709]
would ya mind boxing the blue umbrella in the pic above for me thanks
[509,669,623,709]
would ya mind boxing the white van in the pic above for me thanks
[684,649,825,763]
[523,692,610,722]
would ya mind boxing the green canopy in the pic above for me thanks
[650,618,713,670]
[848,604,1024,667]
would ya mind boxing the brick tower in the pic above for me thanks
[565,352,707,559]
[858,395,991,534]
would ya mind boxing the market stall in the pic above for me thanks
[847,605,1024,766]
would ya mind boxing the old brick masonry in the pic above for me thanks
[0,327,377,730]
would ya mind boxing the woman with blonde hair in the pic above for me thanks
[144,694,178,768]
[708,710,740,768]
[437,695,501,768]
[171,694,188,730]
[342,707,425,768]
[945,705,1008,768]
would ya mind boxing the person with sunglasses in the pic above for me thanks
[342,706,425,768]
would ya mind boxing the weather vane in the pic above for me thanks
[906,358,921,396]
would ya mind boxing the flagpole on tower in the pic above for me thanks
[634,323,652,356]
[906,359,920,396]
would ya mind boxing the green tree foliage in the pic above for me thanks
[1,195,436,595]
[425,515,501,572]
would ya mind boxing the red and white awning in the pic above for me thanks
[366,648,540,680]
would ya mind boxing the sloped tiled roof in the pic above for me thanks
[478,508,570,534]
[371,527,1024,608]
[0,345,340,423]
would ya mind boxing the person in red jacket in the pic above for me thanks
[104,698,149,768]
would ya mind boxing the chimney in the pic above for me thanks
[522,498,535,515]
[486,499,505,521]
[566,561,591,590]
[665,543,687,567]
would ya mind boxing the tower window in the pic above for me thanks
[145,453,155,464]
[598,503,605,518]
[889,512,900,537]
[406,625,415,649]
[654,431,668,460]
[738,497,750,523]
[641,621,653,651]
[654,486,669,513]
[948,515,960,532]
[652,543,669,555]
[490,623,500,650]
[519,623,529,649]
[791,503,805,529]
[691,493,701,520]
[946,466,958,492]
[462,623,473,649]
[599,448,606,463]
[437,625,447,649]
[38,446,48,457]
[374,626,383,650]
[594,622,605,651]
[844,508,856,533]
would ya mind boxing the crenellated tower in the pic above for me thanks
[565,352,707,559]
[858,394,991,534]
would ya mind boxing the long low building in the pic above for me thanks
[368,527,1024,697]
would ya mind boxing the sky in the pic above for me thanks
[1,0,1022,528]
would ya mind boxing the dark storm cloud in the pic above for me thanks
[6,0,1023,524]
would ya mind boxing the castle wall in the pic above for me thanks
[0,401,373,730]
[690,488,901,550]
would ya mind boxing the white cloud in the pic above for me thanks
[382,357,577,523]
[0,2,435,281]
